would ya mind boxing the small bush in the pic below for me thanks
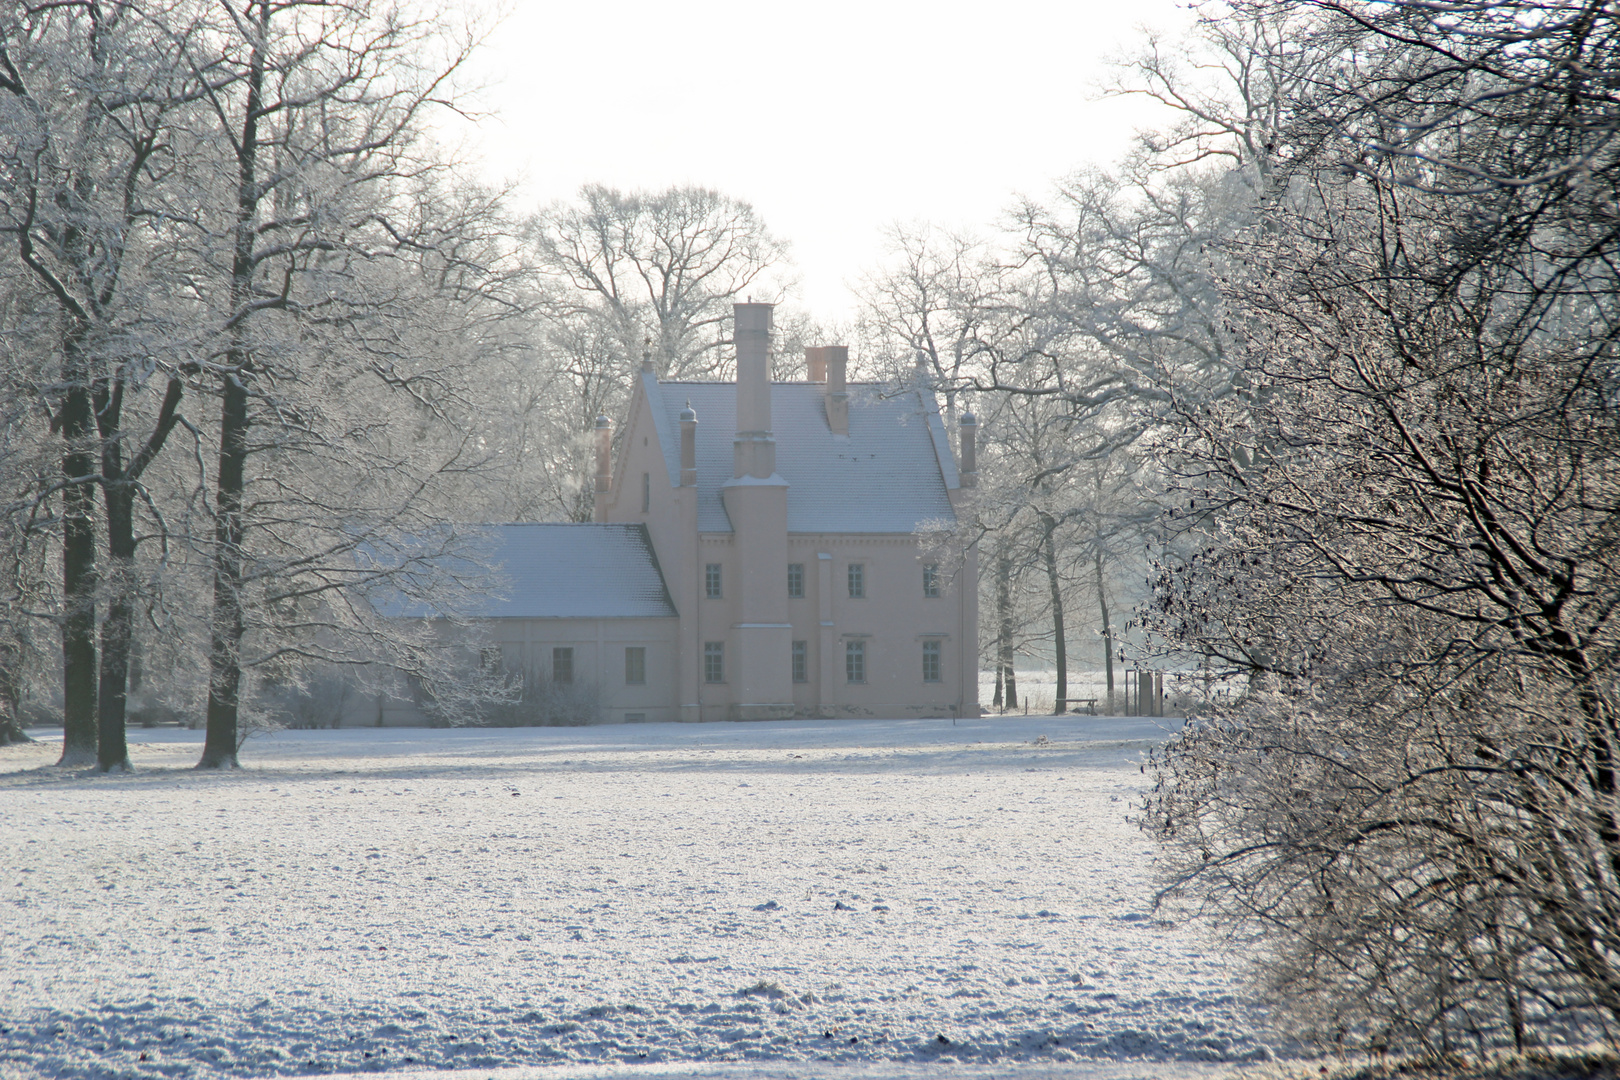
[481,669,600,727]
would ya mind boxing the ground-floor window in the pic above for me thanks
[704,641,724,683]
[845,640,866,684]
[791,640,808,683]
[625,646,646,685]
[552,646,573,684]
[922,639,942,683]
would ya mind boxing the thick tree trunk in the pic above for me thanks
[198,373,248,769]
[95,473,134,772]
[97,376,183,771]
[59,365,98,767]
[996,549,1017,711]
[1041,513,1066,714]
[1095,548,1114,713]
[198,10,266,770]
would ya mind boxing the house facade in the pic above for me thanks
[385,302,980,725]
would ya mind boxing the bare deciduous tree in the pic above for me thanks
[0,1,202,768]
[1143,0,1620,1053]
[529,184,788,379]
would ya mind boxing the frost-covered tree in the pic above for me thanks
[164,0,506,767]
[0,0,209,768]
[528,184,788,380]
[1143,0,1620,1053]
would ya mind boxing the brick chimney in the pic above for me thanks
[592,413,613,520]
[805,346,828,383]
[679,400,697,486]
[719,303,792,720]
[958,410,978,488]
[824,345,849,436]
[732,303,775,479]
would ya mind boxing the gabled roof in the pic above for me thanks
[469,523,676,619]
[652,380,959,534]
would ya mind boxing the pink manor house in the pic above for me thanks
[391,303,981,724]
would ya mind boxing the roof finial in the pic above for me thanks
[641,336,654,374]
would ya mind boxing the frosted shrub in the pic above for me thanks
[481,669,602,727]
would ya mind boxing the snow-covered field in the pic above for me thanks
[0,716,1269,1079]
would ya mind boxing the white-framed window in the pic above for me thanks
[845,640,866,684]
[705,563,722,599]
[704,641,724,683]
[792,640,808,683]
[923,563,940,598]
[787,562,804,598]
[552,646,573,684]
[625,646,646,685]
[922,639,942,683]
[847,562,865,599]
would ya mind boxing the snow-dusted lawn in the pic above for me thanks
[0,717,1266,1079]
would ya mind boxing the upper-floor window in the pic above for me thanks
[922,639,942,683]
[923,563,940,598]
[787,563,804,598]
[641,472,650,513]
[845,640,866,684]
[704,641,725,683]
[847,562,865,599]
[705,563,723,599]
[552,646,574,684]
[791,640,808,683]
[625,646,646,685]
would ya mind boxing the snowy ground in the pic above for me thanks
[0,716,1270,1079]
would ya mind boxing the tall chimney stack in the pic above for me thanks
[958,410,978,488]
[732,303,775,478]
[805,346,828,383]
[824,345,849,436]
[679,400,698,486]
[593,413,613,519]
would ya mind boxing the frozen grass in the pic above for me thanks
[0,716,1267,1078]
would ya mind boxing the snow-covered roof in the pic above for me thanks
[471,523,675,620]
[653,381,959,534]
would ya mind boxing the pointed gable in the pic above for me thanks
[654,382,958,534]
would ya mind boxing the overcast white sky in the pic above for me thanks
[448,0,1192,321]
